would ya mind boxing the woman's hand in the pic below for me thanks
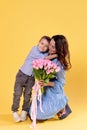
[38,80,54,87]
[38,80,47,87]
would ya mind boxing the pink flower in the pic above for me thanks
[55,67,60,72]
[32,59,60,83]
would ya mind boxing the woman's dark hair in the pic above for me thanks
[51,35,72,70]
[39,36,51,43]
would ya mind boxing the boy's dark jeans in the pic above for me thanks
[11,70,35,112]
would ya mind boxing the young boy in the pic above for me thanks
[12,36,57,122]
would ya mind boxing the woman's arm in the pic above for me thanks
[38,80,54,87]
[45,54,58,60]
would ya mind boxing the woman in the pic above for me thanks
[29,34,72,120]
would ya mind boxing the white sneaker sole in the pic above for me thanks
[14,118,21,122]
[20,117,27,121]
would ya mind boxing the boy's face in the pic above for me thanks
[38,38,49,52]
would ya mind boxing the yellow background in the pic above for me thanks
[0,0,87,130]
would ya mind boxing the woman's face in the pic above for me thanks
[49,39,57,54]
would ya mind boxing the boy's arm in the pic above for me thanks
[44,54,58,60]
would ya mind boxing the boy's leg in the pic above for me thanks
[22,76,35,111]
[11,71,23,112]
[11,70,28,122]
[21,76,35,121]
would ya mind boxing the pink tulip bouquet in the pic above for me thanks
[30,59,60,130]
[32,58,60,84]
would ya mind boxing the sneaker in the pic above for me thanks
[20,110,27,121]
[12,112,21,122]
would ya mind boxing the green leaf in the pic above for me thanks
[33,69,41,80]
[41,87,44,94]
[42,70,46,80]
[44,78,49,83]
[48,74,55,79]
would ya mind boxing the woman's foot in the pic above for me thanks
[57,108,66,118]
[57,104,72,120]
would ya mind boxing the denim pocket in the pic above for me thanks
[16,70,28,83]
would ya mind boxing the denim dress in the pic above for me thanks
[29,59,68,120]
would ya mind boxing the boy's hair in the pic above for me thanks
[39,36,51,43]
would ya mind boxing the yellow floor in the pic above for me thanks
[0,104,87,130]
